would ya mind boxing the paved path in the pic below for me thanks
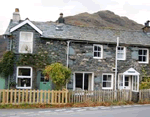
[0,104,150,117]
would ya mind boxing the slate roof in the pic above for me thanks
[4,19,150,46]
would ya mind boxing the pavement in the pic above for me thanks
[0,104,150,117]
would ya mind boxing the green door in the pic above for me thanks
[0,75,5,89]
[39,72,52,90]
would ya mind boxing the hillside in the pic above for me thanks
[0,35,7,59]
[64,10,143,30]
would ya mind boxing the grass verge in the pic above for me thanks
[0,101,136,109]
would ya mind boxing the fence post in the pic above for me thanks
[52,90,54,104]
[18,89,20,104]
[2,89,5,104]
[139,90,141,102]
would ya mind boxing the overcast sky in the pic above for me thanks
[0,0,150,34]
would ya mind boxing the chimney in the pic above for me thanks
[13,8,20,22]
[58,13,65,23]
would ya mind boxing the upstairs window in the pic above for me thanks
[138,49,149,63]
[19,32,33,53]
[117,46,126,60]
[93,45,103,59]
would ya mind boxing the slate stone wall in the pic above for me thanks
[8,24,150,91]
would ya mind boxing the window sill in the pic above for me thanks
[102,87,113,90]
[117,59,126,60]
[138,61,149,64]
[16,87,32,89]
[93,57,103,59]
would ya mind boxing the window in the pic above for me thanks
[19,32,33,53]
[138,49,149,63]
[102,74,113,89]
[73,72,94,91]
[132,75,138,92]
[93,45,103,59]
[125,76,129,86]
[117,46,126,60]
[16,67,32,89]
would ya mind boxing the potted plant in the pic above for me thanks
[9,81,16,89]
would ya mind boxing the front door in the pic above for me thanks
[124,76,130,90]
[39,72,52,90]
[0,75,5,89]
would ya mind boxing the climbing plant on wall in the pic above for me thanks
[0,51,15,77]
[17,47,51,69]
[139,67,150,89]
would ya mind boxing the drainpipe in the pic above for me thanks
[115,37,119,98]
[66,41,70,89]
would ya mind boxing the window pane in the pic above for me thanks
[103,75,107,81]
[17,78,31,87]
[94,52,97,57]
[143,56,146,62]
[139,50,142,55]
[75,73,83,89]
[107,75,111,81]
[98,52,100,57]
[41,78,44,82]
[125,77,129,82]
[138,56,142,61]
[19,42,32,53]
[125,82,129,86]
[103,82,111,87]
[103,82,106,87]
[143,50,147,55]
[94,46,97,51]
[118,53,123,59]
[98,46,101,51]
[20,32,32,42]
[18,68,31,76]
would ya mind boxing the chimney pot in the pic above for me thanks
[15,8,19,12]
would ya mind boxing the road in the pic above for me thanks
[0,104,150,117]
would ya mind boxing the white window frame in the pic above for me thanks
[16,66,32,89]
[117,46,126,60]
[19,32,33,53]
[138,48,149,64]
[132,75,139,92]
[73,72,94,91]
[102,73,113,89]
[93,44,103,59]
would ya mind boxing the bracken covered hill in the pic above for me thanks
[64,10,143,30]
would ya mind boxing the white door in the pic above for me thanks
[124,76,130,90]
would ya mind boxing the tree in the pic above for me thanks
[43,63,71,90]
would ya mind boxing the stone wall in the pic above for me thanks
[8,24,150,91]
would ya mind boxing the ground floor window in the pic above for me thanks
[102,73,113,89]
[73,72,94,91]
[16,66,32,89]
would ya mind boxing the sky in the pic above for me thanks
[0,0,150,34]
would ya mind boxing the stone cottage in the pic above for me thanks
[3,8,150,94]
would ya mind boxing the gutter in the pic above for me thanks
[115,37,119,98]
[66,40,71,89]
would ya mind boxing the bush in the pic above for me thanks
[43,63,71,90]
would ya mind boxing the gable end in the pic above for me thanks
[10,19,43,35]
